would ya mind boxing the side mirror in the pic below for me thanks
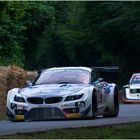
[26,80,32,86]
[92,78,104,84]
[97,78,104,82]
[123,84,129,88]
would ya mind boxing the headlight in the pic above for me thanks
[65,94,83,101]
[14,95,26,102]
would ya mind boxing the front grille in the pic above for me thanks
[45,97,63,104]
[26,108,65,120]
[27,97,43,104]
[130,89,140,93]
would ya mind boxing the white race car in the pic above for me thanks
[123,73,140,103]
[7,66,119,121]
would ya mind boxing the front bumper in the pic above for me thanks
[7,94,92,121]
[123,89,140,103]
[7,107,81,121]
[123,98,140,103]
[7,99,92,121]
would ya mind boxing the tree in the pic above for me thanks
[0,1,27,66]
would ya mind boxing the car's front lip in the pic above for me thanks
[123,98,140,103]
[13,107,81,121]
[9,98,87,121]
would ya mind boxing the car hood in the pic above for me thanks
[129,84,140,89]
[19,84,89,97]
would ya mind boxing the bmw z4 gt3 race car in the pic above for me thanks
[123,73,140,103]
[7,66,119,121]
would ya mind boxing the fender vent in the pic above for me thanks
[26,107,65,120]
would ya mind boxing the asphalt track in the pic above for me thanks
[0,104,140,136]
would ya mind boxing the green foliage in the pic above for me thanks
[0,1,140,84]
[0,1,54,68]
[95,2,140,83]
[0,2,27,67]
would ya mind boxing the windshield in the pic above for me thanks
[35,69,91,85]
[131,76,140,84]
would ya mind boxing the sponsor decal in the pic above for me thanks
[47,69,84,73]
[15,115,24,120]
[96,82,108,90]
[104,85,112,95]
[60,85,71,91]
[66,113,80,118]
[61,103,75,107]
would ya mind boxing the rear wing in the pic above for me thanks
[91,66,120,84]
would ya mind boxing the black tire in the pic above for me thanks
[8,116,25,122]
[103,87,119,118]
[6,108,15,121]
[92,90,97,119]
[112,88,119,117]
[122,87,127,103]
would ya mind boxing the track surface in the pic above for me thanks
[0,104,140,136]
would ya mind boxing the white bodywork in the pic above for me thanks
[6,67,118,121]
[123,73,140,103]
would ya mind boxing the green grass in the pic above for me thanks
[0,122,140,139]
[0,115,6,121]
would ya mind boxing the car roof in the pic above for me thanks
[42,67,92,73]
[130,73,140,83]
[132,73,140,76]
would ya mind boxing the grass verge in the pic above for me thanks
[0,122,140,139]
[0,115,6,121]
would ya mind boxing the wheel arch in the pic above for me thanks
[103,84,119,117]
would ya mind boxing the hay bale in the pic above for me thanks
[0,65,29,118]
[0,73,7,91]
[7,65,28,88]
[0,65,38,118]
[27,71,38,82]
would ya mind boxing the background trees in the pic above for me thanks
[0,1,140,85]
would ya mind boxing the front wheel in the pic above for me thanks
[103,88,119,118]
[92,90,97,119]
